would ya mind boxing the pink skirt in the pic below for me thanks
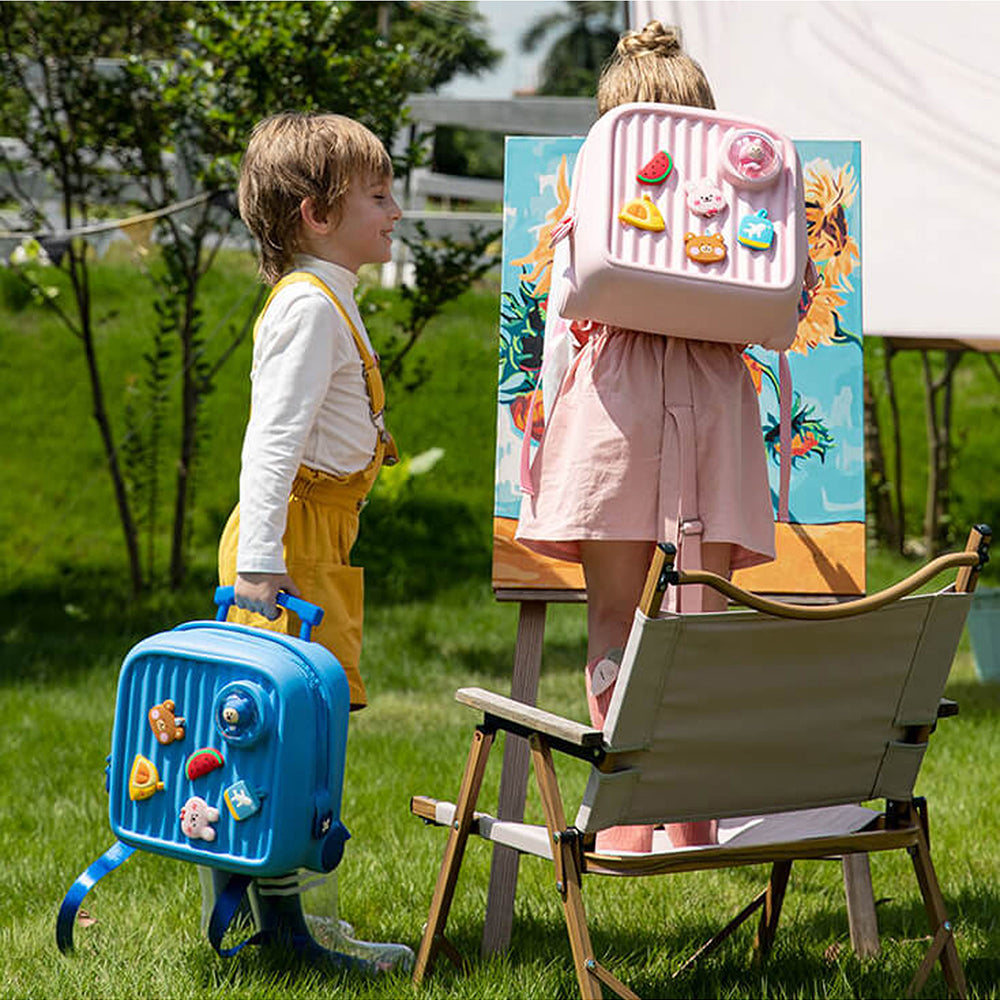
[515,328,775,570]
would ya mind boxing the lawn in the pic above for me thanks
[1,254,999,998]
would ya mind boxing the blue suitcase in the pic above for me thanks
[58,588,352,956]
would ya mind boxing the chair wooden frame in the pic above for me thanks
[411,526,990,999]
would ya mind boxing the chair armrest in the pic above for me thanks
[455,687,604,752]
[639,537,986,620]
[677,549,980,620]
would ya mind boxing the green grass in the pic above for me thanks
[3,588,1000,999]
[2,255,1000,998]
[0,250,501,598]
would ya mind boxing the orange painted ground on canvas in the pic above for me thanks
[492,517,585,592]
[492,517,864,597]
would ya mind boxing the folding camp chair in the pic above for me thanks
[411,525,990,999]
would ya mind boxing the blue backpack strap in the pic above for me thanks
[208,873,265,956]
[56,840,136,953]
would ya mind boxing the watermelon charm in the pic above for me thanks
[185,746,225,780]
[637,149,673,184]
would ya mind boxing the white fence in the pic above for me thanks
[389,95,595,282]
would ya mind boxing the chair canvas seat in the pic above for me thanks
[427,799,880,861]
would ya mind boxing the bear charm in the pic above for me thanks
[684,232,727,265]
[148,699,185,745]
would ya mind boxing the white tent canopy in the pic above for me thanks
[630,1,1000,351]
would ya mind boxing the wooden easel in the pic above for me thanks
[481,589,583,954]
[480,587,884,959]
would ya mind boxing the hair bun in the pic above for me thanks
[619,20,682,58]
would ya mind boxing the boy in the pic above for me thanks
[220,111,401,711]
[217,111,409,970]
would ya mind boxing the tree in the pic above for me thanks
[0,2,416,594]
[377,222,500,392]
[1,1,499,594]
[373,1,505,183]
[116,1,419,588]
[0,2,172,596]
[368,1,501,91]
[520,0,624,97]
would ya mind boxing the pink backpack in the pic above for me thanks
[550,102,807,351]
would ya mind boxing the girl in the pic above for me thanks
[516,22,781,853]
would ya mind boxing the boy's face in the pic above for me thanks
[311,173,402,273]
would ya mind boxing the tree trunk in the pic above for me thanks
[863,369,899,550]
[80,289,144,596]
[169,283,200,590]
[921,349,964,556]
[940,354,956,545]
[882,342,906,555]
[63,239,145,597]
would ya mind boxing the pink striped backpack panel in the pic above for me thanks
[551,103,807,351]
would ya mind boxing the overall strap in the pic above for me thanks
[56,840,136,953]
[668,354,704,613]
[265,271,380,393]
[670,404,704,614]
[259,271,396,464]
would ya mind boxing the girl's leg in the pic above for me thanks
[579,540,733,851]
[580,539,654,718]
[696,540,732,614]
[581,538,733,650]
[580,540,655,852]
[664,540,730,847]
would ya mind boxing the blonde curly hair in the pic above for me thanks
[597,21,715,115]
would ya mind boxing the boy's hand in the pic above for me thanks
[234,572,300,620]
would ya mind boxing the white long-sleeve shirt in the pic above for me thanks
[236,255,382,574]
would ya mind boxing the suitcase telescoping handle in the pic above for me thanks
[213,587,324,642]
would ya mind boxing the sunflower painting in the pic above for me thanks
[793,159,862,353]
[737,142,865,594]
[493,137,864,595]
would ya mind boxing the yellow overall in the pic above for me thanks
[218,272,397,710]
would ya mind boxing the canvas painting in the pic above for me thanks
[493,136,864,597]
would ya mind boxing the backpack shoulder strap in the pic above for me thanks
[207,873,264,956]
[56,840,136,953]
[777,351,793,522]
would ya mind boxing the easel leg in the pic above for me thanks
[481,600,547,956]
[842,853,881,957]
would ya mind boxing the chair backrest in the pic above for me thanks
[574,589,971,834]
